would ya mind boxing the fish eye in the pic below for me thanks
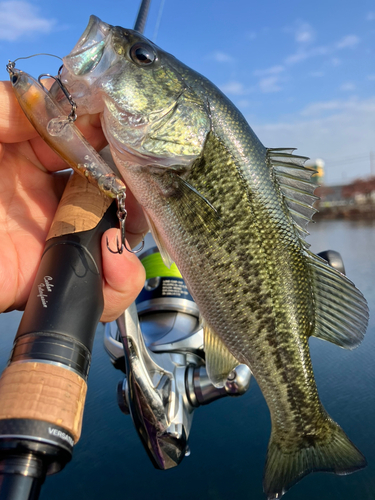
[130,43,156,66]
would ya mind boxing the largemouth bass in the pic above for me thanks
[57,16,369,499]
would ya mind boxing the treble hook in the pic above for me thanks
[106,192,145,255]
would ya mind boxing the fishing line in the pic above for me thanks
[7,53,63,76]
[11,53,63,64]
[153,0,166,42]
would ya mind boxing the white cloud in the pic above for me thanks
[284,33,360,67]
[284,20,315,45]
[331,57,342,66]
[253,65,285,77]
[252,97,375,184]
[336,35,360,49]
[340,82,356,91]
[285,50,309,65]
[285,45,329,66]
[300,98,359,116]
[366,12,375,21]
[259,76,283,93]
[219,81,248,95]
[212,51,234,63]
[237,99,250,108]
[0,1,56,40]
[295,22,315,44]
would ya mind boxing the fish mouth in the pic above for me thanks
[63,15,112,76]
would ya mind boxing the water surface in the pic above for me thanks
[0,220,374,500]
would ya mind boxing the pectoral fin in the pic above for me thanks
[204,322,240,388]
[143,211,174,268]
[143,171,220,268]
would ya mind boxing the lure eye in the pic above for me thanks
[130,43,156,66]
[11,74,18,85]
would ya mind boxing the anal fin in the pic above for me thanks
[204,322,239,388]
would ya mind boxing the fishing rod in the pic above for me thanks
[133,0,151,33]
[0,2,151,499]
[0,175,117,500]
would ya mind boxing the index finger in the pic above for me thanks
[0,79,107,172]
[0,81,37,143]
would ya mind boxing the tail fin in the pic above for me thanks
[263,421,366,500]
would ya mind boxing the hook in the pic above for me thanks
[127,237,146,254]
[107,209,127,254]
[106,192,145,255]
[107,192,127,254]
[106,232,145,255]
[38,70,77,122]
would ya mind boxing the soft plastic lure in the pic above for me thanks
[7,63,126,201]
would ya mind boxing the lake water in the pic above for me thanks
[0,219,374,500]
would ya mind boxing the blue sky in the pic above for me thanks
[0,0,374,184]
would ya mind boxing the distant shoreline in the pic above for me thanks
[314,204,375,220]
[313,178,375,221]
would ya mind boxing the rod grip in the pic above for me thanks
[0,172,118,482]
[47,171,112,239]
[0,362,86,443]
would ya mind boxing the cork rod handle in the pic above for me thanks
[0,173,116,443]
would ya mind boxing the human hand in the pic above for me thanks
[0,80,147,322]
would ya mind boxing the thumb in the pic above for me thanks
[100,228,145,322]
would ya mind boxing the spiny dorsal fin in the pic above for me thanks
[306,250,369,348]
[203,322,240,388]
[268,149,318,240]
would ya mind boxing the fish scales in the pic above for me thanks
[149,132,320,431]
[57,16,369,499]
[120,128,342,478]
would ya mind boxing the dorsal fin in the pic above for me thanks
[269,149,368,348]
[268,149,318,241]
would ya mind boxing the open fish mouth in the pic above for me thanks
[64,15,111,76]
